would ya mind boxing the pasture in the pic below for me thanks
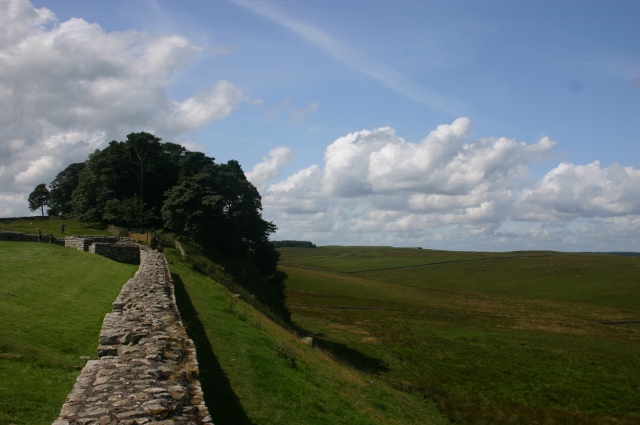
[0,242,138,425]
[279,246,640,424]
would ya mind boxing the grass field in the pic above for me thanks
[2,225,638,424]
[0,218,111,239]
[279,246,640,425]
[0,230,449,425]
[0,242,137,425]
[164,247,449,424]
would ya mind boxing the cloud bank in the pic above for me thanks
[0,0,250,215]
[249,118,640,251]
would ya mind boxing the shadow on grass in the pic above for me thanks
[314,338,390,374]
[172,273,255,425]
[288,323,390,374]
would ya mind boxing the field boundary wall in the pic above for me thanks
[53,248,213,424]
[0,230,213,423]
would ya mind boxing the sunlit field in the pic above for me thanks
[0,242,137,425]
[280,246,640,425]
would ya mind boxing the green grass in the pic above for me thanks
[0,242,138,425]
[0,217,111,239]
[3,234,638,425]
[164,247,450,425]
[279,246,640,425]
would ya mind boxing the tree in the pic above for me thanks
[162,160,278,273]
[48,162,85,216]
[69,144,129,221]
[103,196,157,228]
[69,133,183,224]
[28,184,50,216]
[124,132,163,207]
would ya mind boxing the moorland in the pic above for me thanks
[1,219,638,424]
[279,246,640,424]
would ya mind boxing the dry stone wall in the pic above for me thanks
[66,236,140,264]
[0,230,63,245]
[53,248,213,425]
[90,243,140,264]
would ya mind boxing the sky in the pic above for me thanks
[1,0,639,252]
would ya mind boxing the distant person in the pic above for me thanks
[36,228,42,241]
[60,222,65,234]
[156,240,163,253]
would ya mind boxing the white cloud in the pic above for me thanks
[246,147,294,192]
[14,156,60,186]
[171,81,249,131]
[262,118,640,251]
[518,161,640,220]
[0,0,251,216]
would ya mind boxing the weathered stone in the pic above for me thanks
[52,249,213,424]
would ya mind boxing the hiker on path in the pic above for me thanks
[60,222,65,234]
[36,228,42,241]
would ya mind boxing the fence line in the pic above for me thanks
[175,240,187,259]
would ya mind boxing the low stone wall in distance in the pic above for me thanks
[53,248,213,425]
[90,243,140,264]
[0,230,63,245]
[65,236,119,252]
[65,236,140,264]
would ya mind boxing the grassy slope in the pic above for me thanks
[0,242,138,425]
[165,247,450,425]
[0,218,111,239]
[279,246,640,425]
[3,235,638,424]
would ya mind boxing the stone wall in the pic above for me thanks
[0,215,63,223]
[90,243,140,265]
[0,230,63,245]
[65,236,140,264]
[53,248,213,425]
[65,236,119,251]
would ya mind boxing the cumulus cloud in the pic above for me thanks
[246,147,294,192]
[518,161,640,220]
[0,0,251,216]
[261,118,640,251]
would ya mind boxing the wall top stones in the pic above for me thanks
[3,231,214,423]
[64,236,141,264]
[53,249,213,425]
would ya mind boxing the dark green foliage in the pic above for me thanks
[251,240,281,276]
[177,238,290,323]
[48,162,84,216]
[161,159,278,273]
[28,183,50,216]
[49,131,283,306]
[103,196,157,228]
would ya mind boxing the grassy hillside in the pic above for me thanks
[0,242,138,425]
[279,246,640,425]
[3,233,637,424]
[0,218,111,239]
[0,233,449,425]
[164,247,449,424]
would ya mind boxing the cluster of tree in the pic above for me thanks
[271,240,317,248]
[29,132,285,309]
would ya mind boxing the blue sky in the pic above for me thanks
[1,0,639,251]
